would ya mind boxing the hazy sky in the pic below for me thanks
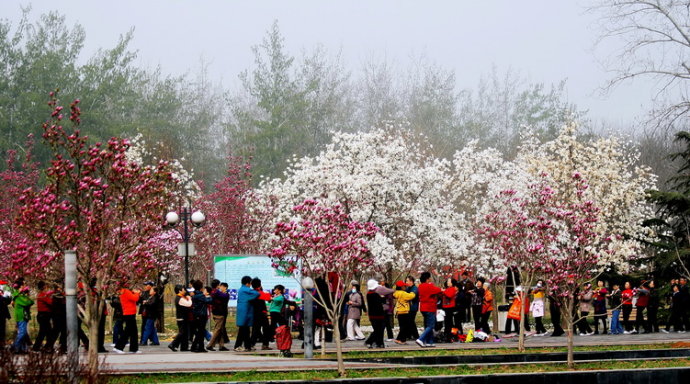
[1,1,658,127]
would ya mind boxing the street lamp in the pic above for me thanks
[165,207,205,286]
[302,276,314,359]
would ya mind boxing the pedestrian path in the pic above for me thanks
[99,331,690,374]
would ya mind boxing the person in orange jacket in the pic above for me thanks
[113,283,141,354]
[505,286,525,336]
[480,282,494,334]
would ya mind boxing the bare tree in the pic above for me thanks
[592,0,690,128]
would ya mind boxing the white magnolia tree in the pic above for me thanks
[253,125,470,278]
[249,122,656,284]
[518,123,657,269]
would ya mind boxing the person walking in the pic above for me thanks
[137,281,154,342]
[393,280,416,344]
[190,281,212,353]
[577,283,594,335]
[504,286,523,337]
[480,282,494,334]
[457,271,474,325]
[470,279,485,332]
[345,281,366,341]
[269,284,290,339]
[647,280,660,333]
[549,293,565,337]
[113,284,141,354]
[140,285,161,346]
[406,276,420,340]
[0,283,11,350]
[234,276,260,352]
[32,281,53,352]
[365,279,394,348]
[168,285,192,351]
[531,280,547,336]
[109,292,124,348]
[608,283,624,335]
[47,282,67,353]
[622,281,634,334]
[592,280,608,335]
[379,278,395,342]
[12,286,33,354]
[441,278,458,341]
[416,272,441,348]
[680,278,690,331]
[208,282,230,351]
[250,278,272,350]
[662,284,683,333]
[634,282,651,334]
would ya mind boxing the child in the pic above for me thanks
[530,280,547,336]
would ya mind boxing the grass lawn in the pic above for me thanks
[106,358,690,383]
[311,342,690,359]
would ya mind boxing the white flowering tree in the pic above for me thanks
[447,141,531,278]
[518,123,657,269]
[253,125,470,279]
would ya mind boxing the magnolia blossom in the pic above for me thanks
[195,156,275,274]
[253,126,470,277]
[11,96,176,374]
[126,133,201,203]
[518,123,656,270]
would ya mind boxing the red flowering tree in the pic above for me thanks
[544,173,609,368]
[267,199,378,377]
[478,175,560,351]
[481,171,611,366]
[195,155,275,275]
[0,136,40,279]
[13,94,176,375]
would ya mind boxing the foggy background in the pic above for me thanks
[0,0,679,185]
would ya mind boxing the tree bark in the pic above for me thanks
[85,296,102,380]
[332,322,346,377]
[565,298,575,369]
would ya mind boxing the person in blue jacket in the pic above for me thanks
[234,275,260,352]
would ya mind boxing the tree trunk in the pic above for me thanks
[566,327,574,369]
[332,321,346,377]
[86,297,101,381]
[565,299,575,369]
[320,326,326,358]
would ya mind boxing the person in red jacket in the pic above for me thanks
[32,281,53,352]
[441,278,458,341]
[621,281,634,334]
[635,281,651,334]
[416,271,442,348]
[113,283,141,354]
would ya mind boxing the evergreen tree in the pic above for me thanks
[646,131,690,279]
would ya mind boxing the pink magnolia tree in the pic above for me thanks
[0,136,41,279]
[478,174,560,351]
[12,94,176,374]
[481,171,610,365]
[267,199,378,377]
[544,173,610,368]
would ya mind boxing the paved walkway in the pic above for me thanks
[97,331,690,374]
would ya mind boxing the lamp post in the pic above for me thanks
[165,207,205,286]
[302,276,314,359]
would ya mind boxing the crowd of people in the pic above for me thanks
[1,273,689,354]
